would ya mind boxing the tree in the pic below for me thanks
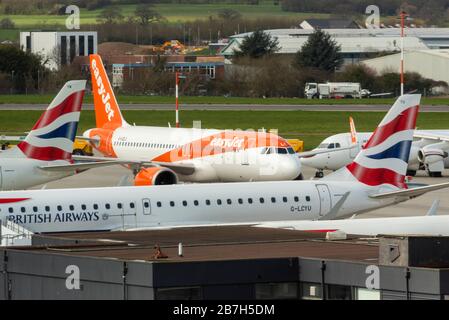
[98,6,124,24]
[234,30,280,59]
[337,64,377,91]
[0,17,15,29]
[295,29,342,72]
[0,44,46,93]
[134,4,163,25]
[217,9,241,21]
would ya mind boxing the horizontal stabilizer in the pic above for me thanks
[369,182,449,199]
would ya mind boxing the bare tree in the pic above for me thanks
[134,4,164,25]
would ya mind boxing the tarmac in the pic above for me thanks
[30,164,449,220]
[2,103,449,112]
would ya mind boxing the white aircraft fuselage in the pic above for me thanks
[85,125,302,182]
[1,180,395,233]
[301,131,449,173]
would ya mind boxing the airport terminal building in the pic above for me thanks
[2,227,449,300]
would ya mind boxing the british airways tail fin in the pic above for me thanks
[15,80,86,161]
[89,54,128,129]
[324,94,421,189]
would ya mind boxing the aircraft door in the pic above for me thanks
[142,198,151,215]
[241,149,249,166]
[315,184,332,216]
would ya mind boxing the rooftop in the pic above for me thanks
[27,227,380,264]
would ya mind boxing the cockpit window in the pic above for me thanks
[328,143,335,149]
[261,147,295,154]
[318,143,329,149]
[276,148,288,154]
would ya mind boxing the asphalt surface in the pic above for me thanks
[1,103,449,112]
[30,164,449,220]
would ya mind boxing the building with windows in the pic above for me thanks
[2,228,449,300]
[20,31,98,70]
[221,27,449,65]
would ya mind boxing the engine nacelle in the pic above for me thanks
[418,147,448,165]
[134,167,178,186]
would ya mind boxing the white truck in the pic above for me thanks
[305,82,367,99]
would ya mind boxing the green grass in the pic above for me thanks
[0,2,329,29]
[1,110,449,150]
[0,29,19,41]
[1,94,449,106]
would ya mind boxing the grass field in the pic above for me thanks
[2,94,449,106]
[0,2,329,29]
[1,110,448,150]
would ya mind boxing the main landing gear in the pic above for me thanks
[315,170,324,178]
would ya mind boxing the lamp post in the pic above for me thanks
[175,72,186,128]
[400,11,406,96]
[398,11,413,96]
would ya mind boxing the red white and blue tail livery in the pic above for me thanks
[325,95,420,190]
[16,81,85,162]
[0,81,122,191]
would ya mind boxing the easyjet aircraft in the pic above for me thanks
[81,54,304,185]
[3,94,449,234]
[0,80,121,190]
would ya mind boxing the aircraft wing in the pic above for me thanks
[0,135,26,141]
[71,155,196,175]
[38,161,125,172]
[414,131,449,142]
[369,182,449,199]
[297,145,357,158]
[75,135,100,143]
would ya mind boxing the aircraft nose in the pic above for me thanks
[83,129,92,139]
[300,154,320,169]
[282,155,302,180]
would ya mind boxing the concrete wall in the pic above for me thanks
[1,248,448,300]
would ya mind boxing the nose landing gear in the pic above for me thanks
[315,170,324,178]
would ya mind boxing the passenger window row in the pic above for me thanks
[114,141,179,149]
[155,196,311,208]
[7,202,137,214]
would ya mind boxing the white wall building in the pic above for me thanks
[20,31,97,70]
[362,49,449,90]
[221,27,449,65]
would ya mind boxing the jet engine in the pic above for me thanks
[417,142,449,177]
[134,167,178,186]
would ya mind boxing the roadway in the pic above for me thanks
[1,103,449,112]
[31,164,449,220]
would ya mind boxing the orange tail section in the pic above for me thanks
[349,116,358,144]
[89,54,127,129]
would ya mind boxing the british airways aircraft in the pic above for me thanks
[0,80,120,190]
[2,94,449,233]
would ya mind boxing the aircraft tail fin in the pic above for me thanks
[349,116,358,144]
[324,94,421,189]
[16,80,86,161]
[89,54,128,129]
